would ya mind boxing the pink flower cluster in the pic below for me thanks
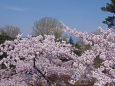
[62,22,115,86]
[0,22,114,86]
[0,34,78,86]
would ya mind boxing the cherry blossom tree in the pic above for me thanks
[0,22,115,86]
[0,34,78,86]
[61,22,115,86]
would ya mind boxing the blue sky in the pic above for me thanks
[0,0,111,35]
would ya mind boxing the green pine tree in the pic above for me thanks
[68,36,74,45]
[101,0,115,28]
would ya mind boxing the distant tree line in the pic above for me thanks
[0,25,20,44]
[0,17,90,56]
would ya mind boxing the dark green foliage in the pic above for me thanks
[1,44,5,48]
[102,69,107,73]
[20,57,25,61]
[9,64,16,69]
[0,63,7,69]
[74,43,91,56]
[75,43,81,49]
[10,69,16,76]
[101,0,115,28]
[93,55,103,68]
[112,65,115,69]
[0,33,14,44]
[68,36,74,45]
[60,58,70,62]
[74,43,82,56]
[102,16,115,28]
[0,52,7,61]
[14,59,17,62]
[101,0,115,13]
[73,50,82,56]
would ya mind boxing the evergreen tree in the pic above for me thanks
[101,0,115,28]
[68,36,74,45]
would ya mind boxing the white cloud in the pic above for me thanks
[7,7,25,11]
